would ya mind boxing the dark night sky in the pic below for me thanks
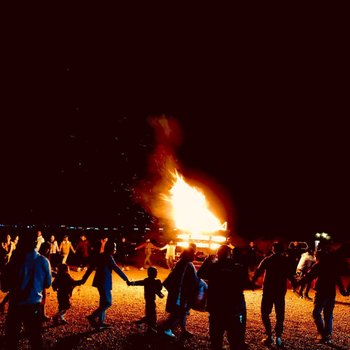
[1,9,349,242]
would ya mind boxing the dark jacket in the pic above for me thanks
[52,272,80,309]
[133,277,163,302]
[198,257,248,314]
[301,256,347,298]
[163,258,199,312]
[92,253,128,290]
[253,252,296,296]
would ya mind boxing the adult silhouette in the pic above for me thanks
[252,241,296,347]
[1,229,52,349]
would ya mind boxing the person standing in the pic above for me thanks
[1,234,16,266]
[299,250,349,344]
[129,266,164,332]
[75,234,91,270]
[82,240,130,330]
[245,241,263,278]
[160,240,177,269]
[59,235,76,264]
[252,241,296,347]
[35,231,45,253]
[52,263,82,324]
[198,245,249,350]
[135,239,158,270]
[1,229,52,349]
[48,235,60,268]
[117,237,130,271]
[0,236,19,314]
[162,247,199,339]
[296,248,315,300]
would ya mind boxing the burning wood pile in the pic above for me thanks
[164,171,227,253]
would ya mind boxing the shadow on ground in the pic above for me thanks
[52,330,97,350]
[123,332,187,350]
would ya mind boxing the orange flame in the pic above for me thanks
[163,171,226,234]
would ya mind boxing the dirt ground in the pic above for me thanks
[0,266,349,350]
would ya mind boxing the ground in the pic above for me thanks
[0,267,349,350]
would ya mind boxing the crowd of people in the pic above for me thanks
[0,229,349,350]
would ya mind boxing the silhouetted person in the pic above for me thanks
[252,241,296,347]
[77,233,108,286]
[82,240,130,330]
[36,236,52,322]
[135,239,158,270]
[1,229,52,349]
[52,263,82,324]
[286,242,302,290]
[129,266,164,332]
[198,245,249,350]
[299,250,348,345]
[162,247,199,339]
[117,237,130,271]
[75,234,91,270]
[245,241,263,278]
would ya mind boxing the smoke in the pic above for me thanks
[134,115,232,239]
[134,115,183,225]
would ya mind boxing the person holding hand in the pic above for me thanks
[82,240,130,330]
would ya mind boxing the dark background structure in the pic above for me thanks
[1,7,348,242]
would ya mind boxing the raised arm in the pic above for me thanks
[252,257,267,284]
[81,265,95,284]
[135,243,145,251]
[132,279,145,286]
[109,256,129,283]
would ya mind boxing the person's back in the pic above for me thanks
[143,276,163,301]
[199,245,248,350]
[131,267,164,331]
[92,251,114,289]
[310,254,342,297]
[258,253,293,295]
[92,247,129,290]
[205,255,247,314]
[1,229,52,349]
[85,241,129,330]
[6,250,51,306]
[164,252,198,312]
[252,241,296,347]
[297,250,315,273]
[301,250,348,344]
[52,264,80,324]
[162,247,199,339]
[52,268,76,299]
